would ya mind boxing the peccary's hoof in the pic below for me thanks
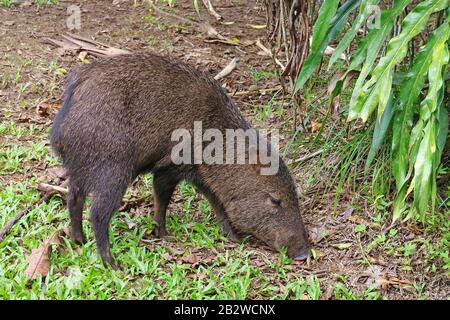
[71,231,87,245]
[102,257,120,271]
[103,260,120,271]
[109,261,120,271]
[154,226,169,238]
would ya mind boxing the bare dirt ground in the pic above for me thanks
[0,0,448,299]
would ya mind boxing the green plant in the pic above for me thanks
[296,0,450,221]
[35,0,59,7]
[0,0,13,7]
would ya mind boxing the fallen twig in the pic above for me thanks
[293,149,324,164]
[200,22,237,46]
[45,33,129,57]
[232,86,282,97]
[37,182,69,195]
[255,39,285,70]
[149,2,235,46]
[214,58,238,80]
[118,197,148,212]
[149,1,195,25]
[0,180,69,241]
[202,0,222,21]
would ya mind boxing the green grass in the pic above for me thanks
[248,65,277,83]
[35,0,59,7]
[0,142,57,174]
[0,0,13,7]
[0,175,323,299]
[333,282,380,300]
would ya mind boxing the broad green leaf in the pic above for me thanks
[311,0,341,53]
[193,0,200,15]
[349,0,448,122]
[436,89,448,153]
[431,89,447,214]
[413,36,449,218]
[365,93,394,172]
[348,0,413,120]
[419,41,449,120]
[328,0,380,69]
[294,0,361,94]
[391,19,450,190]
[413,119,436,219]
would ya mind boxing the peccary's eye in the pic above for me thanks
[266,194,282,207]
[271,197,281,206]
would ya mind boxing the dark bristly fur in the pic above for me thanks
[50,53,309,269]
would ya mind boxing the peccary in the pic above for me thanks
[50,52,309,269]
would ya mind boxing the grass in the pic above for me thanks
[1,103,447,299]
[0,0,13,7]
[0,99,324,299]
[0,0,58,7]
[35,0,59,7]
[248,65,278,83]
[0,177,323,299]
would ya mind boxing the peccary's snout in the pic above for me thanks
[274,225,310,261]
[290,239,310,261]
[294,245,310,261]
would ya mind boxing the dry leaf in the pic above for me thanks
[309,226,327,244]
[25,230,64,280]
[311,120,322,133]
[247,24,266,29]
[47,166,68,180]
[181,253,199,265]
[327,71,346,96]
[330,243,352,250]
[347,215,379,228]
[327,71,358,114]
[36,99,50,117]
[78,51,89,64]
[378,276,411,290]
[126,221,137,229]
[341,207,355,218]
[162,253,173,260]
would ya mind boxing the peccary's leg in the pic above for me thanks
[67,181,86,244]
[212,203,241,242]
[218,217,241,243]
[196,184,242,242]
[152,171,178,238]
[90,181,127,270]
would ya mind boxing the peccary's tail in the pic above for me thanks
[50,71,79,157]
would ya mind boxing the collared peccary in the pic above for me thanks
[50,52,309,269]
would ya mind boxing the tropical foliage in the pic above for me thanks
[295,0,449,221]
